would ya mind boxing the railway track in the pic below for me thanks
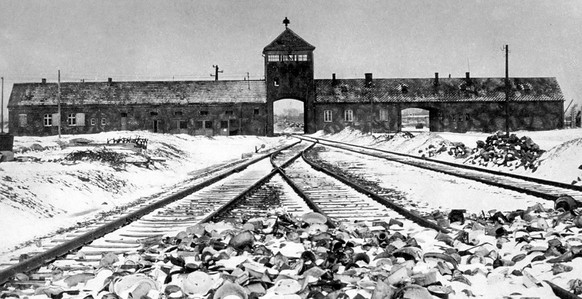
[297,135,582,203]
[0,138,578,299]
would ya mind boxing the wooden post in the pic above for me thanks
[1,77,4,134]
[58,70,61,138]
[504,45,510,137]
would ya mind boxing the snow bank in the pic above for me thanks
[0,131,289,253]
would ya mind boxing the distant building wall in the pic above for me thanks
[8,103,267,136]
[315,100,564,134]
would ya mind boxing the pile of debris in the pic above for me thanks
[6,196,582,299]
[463,132,545,170]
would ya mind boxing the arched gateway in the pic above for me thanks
[263,18,316,136]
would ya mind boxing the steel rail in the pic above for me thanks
[0,141,300,285]
[299,135,582,193]
[296,135,580,201]
[301,149,450,233]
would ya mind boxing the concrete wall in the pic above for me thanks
[9,103,267,136]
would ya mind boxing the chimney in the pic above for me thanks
[41,78,46,84]
[434,72,439,86]
[108,77,113,85]
[365,73,373,87]
[465,72,470,80]
[332,73,337,86]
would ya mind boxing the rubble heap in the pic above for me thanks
[4,197,582,299]
[463,132,545,170]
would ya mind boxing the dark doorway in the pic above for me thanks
[273,99,305,134]
[152,120,159,133]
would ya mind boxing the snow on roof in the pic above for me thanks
[8,80,267,107]
[315,77,564,103]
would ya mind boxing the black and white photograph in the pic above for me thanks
[1,1,582,298]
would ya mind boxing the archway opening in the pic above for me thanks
[273,99,305,135]
[401,108,430,132]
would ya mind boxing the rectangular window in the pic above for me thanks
[297,54,308,61]
[101,118,107,126]
[225,110,233,115]
[324,110,333,122]
[379,109,389,121]
[254,108,260,115]
[44,114,52,127]
[67,114,76,126]
[268,55,280,62]
[220,120,228,128]
[178,120,188,129]
[344,110,354,122]
[18,114,27,127]
[174,111,183,116]
[200,110,209,116]
[90,118,96,126]
[204,120,213,129]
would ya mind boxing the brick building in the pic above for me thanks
[8,21,564,136]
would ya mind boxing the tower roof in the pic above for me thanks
[263,28,315,53]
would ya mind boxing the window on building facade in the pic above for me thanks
[18,114,27,127]
[225,110,233,115]
[90,118,96,126]
[178,120,188,129]
[379,109,389,121]
[254,108,260,115]
[220,121,228,128]
[150,112,158,116]
[101,118,107,126]
[120,112,128,117]
[204,120,213,129]
[43,114,52,127]
[200,111,209,116]
[344,110,354,122]
[324,110,333,122]
[174,111,183,116]
[67,114,76,126]
[194,121,203,129]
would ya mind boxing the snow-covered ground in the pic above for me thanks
[0,131,291,254]
[0,127,581,261]
[314,127,582,185]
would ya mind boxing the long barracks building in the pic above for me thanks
[8,22,564,137]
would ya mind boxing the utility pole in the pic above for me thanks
[58,70,61,138]
[210,65,223,81]
[504,45,510,137]
[1,76,4,134]
[246,72,250,90]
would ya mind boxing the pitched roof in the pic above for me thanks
[314,77,564,103]
[263,28,315,53]
[9,80,267,107]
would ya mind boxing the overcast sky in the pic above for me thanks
[1,0,581,118]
